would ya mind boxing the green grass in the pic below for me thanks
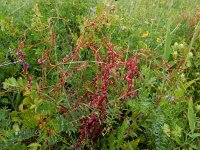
[0,0,200,149]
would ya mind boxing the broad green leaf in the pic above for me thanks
[30,90,38,100]
[109,133,115,150]
[19,110,39,129]
[34,98,43,105]
[117,119,130,146]
[11,111,22,122]
[27,142,41,150]
[3,77,18,89]
[184,21,200,65]
[189,133,200,139]
[174,87,184,99]
[22,97,32,105]
[23,90,31,96]
[128,142,134,150]
[121,138,140,150]
[182,78,200,90]
[0,98,9,104]
[188,98,196,133]
[30,104,36,109]
[17,77,27,88]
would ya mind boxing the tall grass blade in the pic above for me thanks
[164,20,172,60]
[188,97,196,133]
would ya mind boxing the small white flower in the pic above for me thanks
[186,61,192,67]
[179,44,184,49]
[165,95,175,101]
[188,52,193,58]
[172,51,178,58]
[174,42,179,47]
[180,73,186,80]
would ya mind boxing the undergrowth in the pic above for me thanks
[0,0,200,149]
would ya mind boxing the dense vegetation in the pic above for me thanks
[0,0,199,149]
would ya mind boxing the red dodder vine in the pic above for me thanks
[76,114,102,147]
[9,13,183,148]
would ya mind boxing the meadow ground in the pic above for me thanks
[0,0,200,149]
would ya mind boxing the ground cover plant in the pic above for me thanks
[0,0,200,149]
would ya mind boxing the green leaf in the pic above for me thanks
[22,97,32,105]
[109,133,116,150]
[30,104,36,109]
[174,87,185,99]
[11,111,22,122]
[0,98,9,104]
[182,78,200,90]
[3,77,27,90]
[12,123,20,135]
[188,98,196,133]
[117,119,130,146]
[30,90,38,100]
[3,77,18,89]
[189,133,200,139]
[184,21,200,65]
[27,143,41,150]
[121,138,140,150]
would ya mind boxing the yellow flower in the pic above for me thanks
[142,32,149,37]
[188,52,193,58]
[39,121,46,130]
[156,38,161,42]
